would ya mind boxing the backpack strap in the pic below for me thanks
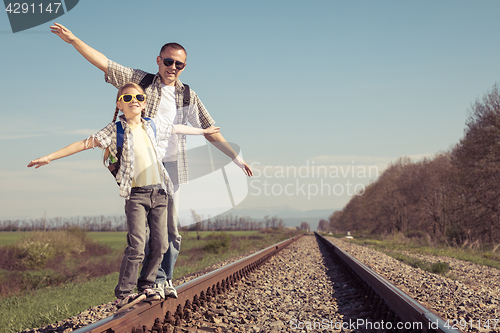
[139,74,189,106]
[108,121,124,179]
[117,118,156,148]
[183,84,190,107]
[139,73,156,91]
[115,120,124,166]
[116,121,124,148]
[142,117,156,138]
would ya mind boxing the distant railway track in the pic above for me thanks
[68,234,465,333]
[315,233,462,333]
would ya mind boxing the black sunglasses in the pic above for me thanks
[162,58,186,70]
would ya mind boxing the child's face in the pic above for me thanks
[116,87,146,120]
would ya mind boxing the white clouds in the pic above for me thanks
[66,129,100,136]
[0,159,121,219]
[0,120,97,141]
[0,133,41,140]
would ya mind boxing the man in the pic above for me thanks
[50,23,253,298]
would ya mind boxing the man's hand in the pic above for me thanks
[50,23,77,44]
[49,23,109,73]
[203,126,221,135]
[204,132,253,177]
[233,156,253,177]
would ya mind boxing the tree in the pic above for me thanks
[299,222,310,232]
[451,85,500,243]
[317,219,329,232]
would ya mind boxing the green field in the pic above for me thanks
[0,231,127,248]
[87,231,128,251]
[0,230,262,250]
[0,232,29,246]
[0,229,299,333]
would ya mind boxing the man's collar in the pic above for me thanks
[174,79,185,91]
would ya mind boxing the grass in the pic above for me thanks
[0,229,119,298]
[325,232,500,273]
[0,232,28,246]
[385,251,452,276]
[173,230,293,280]
[0,273,118,333]
[87,231,128,252]
[0,229,300,333]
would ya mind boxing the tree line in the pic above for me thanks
[0,213,289,232]
[0,215,128,232]
[326,84,500,246]
[187,211,287,232]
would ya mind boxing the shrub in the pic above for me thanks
[430,261,450,274]
[16,240,57,270]
[10,230,88,270]
[405,230,425,239]
[203,233,232,254]
[2,228,113,272]
[0,229,119,298]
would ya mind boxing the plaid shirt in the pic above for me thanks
[105,60,215,184]
[92,115,173,199]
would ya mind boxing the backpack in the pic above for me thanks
[139,73,191,108]
[107,117,156,178]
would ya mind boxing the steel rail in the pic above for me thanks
[315,232,463,333]
[73,234,302,333]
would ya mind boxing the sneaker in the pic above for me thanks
[152,283,165,299]
[164,280,178,299]
[143,287,161,301]
[116,293,145,309]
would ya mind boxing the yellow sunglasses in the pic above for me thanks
[118,94,146,103]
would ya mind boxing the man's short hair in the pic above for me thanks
[160,43,187,57]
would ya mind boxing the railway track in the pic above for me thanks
[67,233,465,333]
[72,235,302,333]
[315,233,461,333]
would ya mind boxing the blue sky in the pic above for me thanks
[2,0,500,221]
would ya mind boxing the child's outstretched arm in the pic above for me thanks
[50,23,109,74]
[27,137,101,169]
[173,125,220,135]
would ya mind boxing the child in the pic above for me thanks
[27,82,220,308]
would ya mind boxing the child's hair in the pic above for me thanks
[104,82,147,165]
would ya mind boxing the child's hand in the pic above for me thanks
[203,126,220,135]
[27,157,51,169]
[50,23,77,44]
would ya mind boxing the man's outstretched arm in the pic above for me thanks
[50,23,108,74]
[204,132,253,177]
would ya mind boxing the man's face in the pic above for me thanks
[156,47,187,86]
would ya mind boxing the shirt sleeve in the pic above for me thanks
[187,89,215,129]
[93,122,116,149]
[105,60,149,89]
[154,117,174,143]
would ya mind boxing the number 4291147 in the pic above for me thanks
[444,319,499,330]
[5,3,62,14]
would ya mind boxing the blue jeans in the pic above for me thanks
[115,188,168,298]
[155,188,180,282]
